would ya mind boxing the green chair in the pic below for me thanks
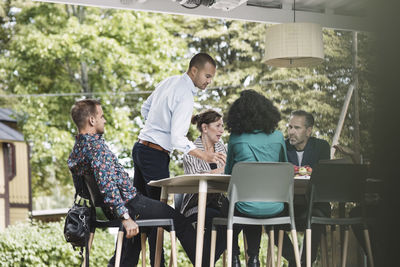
[305,163,374,267]
[209,162,301,267]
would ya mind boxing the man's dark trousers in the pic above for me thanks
[108,193,196,266]
[131,142,170,266]
[276,202,330,267]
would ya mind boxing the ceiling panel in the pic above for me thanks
[34,0,371,31]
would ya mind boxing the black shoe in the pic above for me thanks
[232,254,241,267]
[247,255,260,267]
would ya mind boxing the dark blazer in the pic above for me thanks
[285,137,330,167]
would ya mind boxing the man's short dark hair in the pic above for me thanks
[291,110,314,128]
[188,53,216,71]
[71,99,101,130]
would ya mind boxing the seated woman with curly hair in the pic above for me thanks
[225,89,288,267]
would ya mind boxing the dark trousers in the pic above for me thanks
[187,207,227,265]
[108,193,197,266]
[276,202,330,267]
[220,204,267,258]
[131,142,170,266]
[233,211,281,257]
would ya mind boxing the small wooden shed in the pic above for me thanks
[0,108,31,231]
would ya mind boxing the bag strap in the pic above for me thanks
[85,231,90,267]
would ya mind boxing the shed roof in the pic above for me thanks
[0,122,24,142]
[0,108,17,123]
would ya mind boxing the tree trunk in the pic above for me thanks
[80,61,91,96]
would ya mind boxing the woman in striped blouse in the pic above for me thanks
[181,109,227,266]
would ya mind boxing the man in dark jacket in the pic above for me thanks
[286,110,330,168]
[281,110,331,267]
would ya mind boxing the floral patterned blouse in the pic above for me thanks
[68,134,136,217]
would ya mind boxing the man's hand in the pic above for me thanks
[122,217,139,239]
[203,151,226,165]
[189,148,226,165]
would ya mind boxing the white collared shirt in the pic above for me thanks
[138,73,198,154]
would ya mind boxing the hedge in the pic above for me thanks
[0,220,293,266]
[0,220,114,267]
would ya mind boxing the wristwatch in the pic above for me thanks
[122,213,130,220]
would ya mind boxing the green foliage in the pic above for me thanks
[0,1,187,204]
[182,19,374,160]
[0,220,114,266]
[0,1,374,206]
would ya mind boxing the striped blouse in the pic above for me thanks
[181,136,227,217]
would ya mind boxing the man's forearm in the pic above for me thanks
[188,148,226,165]
[188,148,205,161]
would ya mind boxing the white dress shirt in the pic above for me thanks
[138,73,198,154]
[296,150,304,166]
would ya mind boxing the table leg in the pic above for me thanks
[155,186,168,267]
[195,180,208,267]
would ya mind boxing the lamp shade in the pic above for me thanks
[263,23,324,68]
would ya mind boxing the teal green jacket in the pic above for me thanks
[225,130,288,217]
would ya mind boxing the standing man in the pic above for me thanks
[132,53,226,266]
[281,110,331,267]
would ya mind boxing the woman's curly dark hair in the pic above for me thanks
[226,89,281,134]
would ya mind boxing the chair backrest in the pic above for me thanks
[228,162,294,205]
[310,163,367,203]
[83,174,115,220]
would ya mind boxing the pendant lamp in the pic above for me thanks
[263,1,324,68]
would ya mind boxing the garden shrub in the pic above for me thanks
[0,220,114,267]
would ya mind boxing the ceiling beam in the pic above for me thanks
[33,0,370,32]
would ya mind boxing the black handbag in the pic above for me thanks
[64,201,90,247]
[64,195,91,267]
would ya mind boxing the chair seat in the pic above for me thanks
[94,218,175,230]
[311,216,365,226]
[213,215,292,227]
[136,218,175,230]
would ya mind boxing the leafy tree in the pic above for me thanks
[0,1,187,205]
[0,2,374,207]
[181,18,374,160]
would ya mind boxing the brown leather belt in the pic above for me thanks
[138,139,170,154]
